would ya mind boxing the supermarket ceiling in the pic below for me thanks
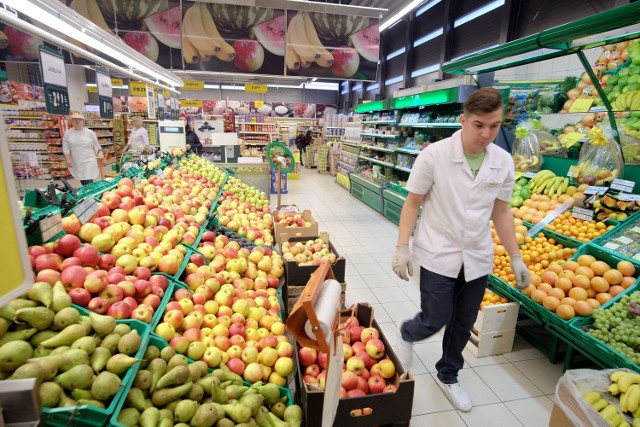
[307,0,400,20]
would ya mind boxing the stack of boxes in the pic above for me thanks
[466,294,520,357]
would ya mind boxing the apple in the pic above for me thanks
[182,314,203,330]
[107,300,132,319]
[304,364,321,378]
[164,309,184,329]
[225,357,245,375]
[243,362,264,383]
[88,296,111,314]
[133,266,152,280]
[54,234,82,257]
[360,327,380,344]
[61,215,81,235]
[356,376,369,394]
[259,347,278,367]
[377,358,396,379]
[84,270,108,293]
[342,370,359,390]
[142,294,161,310]
[116,254,138,274]
[157,254,181,275]
[155,321,176,341]
[317,351,328,370]
[383,384,398,393]
[346,355,366,375]
[276,341,294,358]
[187,341,206,360]
[35,269,60,286]
[123,296,138,310]
[169,336,190,354]
[35,253,63,272]
[241,346,259,364]
[343,343,354,361]
[149,274,169,291]
[368,374,387,394]
[359,351,376,370]
[213,335,231,352]
[98,254,117,270]
[303,375,318,386]
[189,253,206,267]
[134,279,152,299]
[91,233,116,252]
[347,389,366,398]
[101,192,122,210]
[74,246,100,267]
[78,223,101,242]
[99,284,125,304]
[61,257,82,270]
[365,338,386,360]
[68,287,91,306]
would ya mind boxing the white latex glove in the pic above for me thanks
[510,254,531,291]
[392,244,413,281]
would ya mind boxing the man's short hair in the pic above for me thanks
[463,88,504,116]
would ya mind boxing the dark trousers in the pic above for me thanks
[297,145,306,165]
[80,179,93,186]
[401,267,487,384]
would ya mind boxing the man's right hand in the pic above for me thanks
[392,244,413,281]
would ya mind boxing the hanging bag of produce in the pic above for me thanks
[512,120,542,173]
[531,119,566,158]
[573,126,623,186]
[618,121,640,165]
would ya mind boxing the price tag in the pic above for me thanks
[611,179,635,193]
[590,106,607,112]
[569,98,594,113]
[74,197,99,224]
[39,212,62,243]
[133,176,141,188]
[583,186,609,195]
[615,236,634,245]
[522,172,536,179]
[617,194,640,202]
[572,207,594,221]
[157,169,165,179]
[561,132,587,149]
[604,241,621,250]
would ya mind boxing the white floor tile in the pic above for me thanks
[370,304,392,323]
[373,286,411,303]
[401,285,421,301]
[381,301,420,320]
[504,396,554,427]
[414,341,443,373]
[503,335,547,362]
[353,263,388,276]
[454,369,501,406]
[474,364,545,401]
[361,273,398,288]
[344,275,368,289]
[410,411,467,427]
[458,402,525,427]
[345,288,379,306]
[462,347,510,368]
[512,358,564,395]
[411,374,455,416]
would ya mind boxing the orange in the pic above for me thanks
[543,296,561,311]
[555,277,574,294]
[575,266,595,279]
[617,261,636,276]
[586,298,601,309]
[568,287,588,301]
[541,271,558,285]
[574,301,593,317]
[589,261,610,276]
[590,277,609,293]
[595,293,612,305]
[556,304,576,320]
[562,261,580,272]
[561,297,577,307]
[572,275,591,290]
[548,287,566,300]
[621,276,636,289]
[603,269,623,285]
[577,255,596,267]
[531,289,548,303]
[609,285,625,297]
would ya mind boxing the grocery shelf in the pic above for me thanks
[361,145,396,153]
[397,122,461,128]
[361,120,398,125]
[8,126,48,129]
[359,155,395,168]
[238,131,273,134]
[360,133,399,139]
[87,126,113,129]
[342,141,360,147]
[396,148,421,155]
[7,138,46,141]
[395,165,412,173]
[326,126,345,129]
[5,115,48,119]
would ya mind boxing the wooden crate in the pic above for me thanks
[285,282,347,317]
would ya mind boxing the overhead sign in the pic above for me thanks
[182,80,204,91]
[245,83,267,94]
[38,46,69,115]
[180,99,203,108]
[157,91,165,120]
[129,81,147,97]
[96,67,113,119]
[87,86,98,93]
[110,78,123,87]
[147,85,157,119]
[162,89,170,97]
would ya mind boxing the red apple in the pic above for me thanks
[232,39,263,72]
[378,358,396,379]
[123,296,138,310]
[117,281,136,298]
[133,266,152,280]
[98,254,117,270]
[35,269,60,286]
[368,375,387,394]
[298,347,317,367]
[365,338,386,359]
[35,253,63,272]
[357,376,369,394]
[304,364,321,378]
[360,327,380,344]
[84,270,108,293]
[149,274,169,291]
[107,300,132,319]
[99,284,125,304]
[142,294,161,310]
[383,384,398,393]
[131,305,154,323]
[60,265,89,290]
[68,288,91,306]
[342,370,359,390]
[73,246,100,267]
[88,296,111,314]
[54,234,82,257]
[61,257,82,270]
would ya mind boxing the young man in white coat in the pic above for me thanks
[392,88,530,412]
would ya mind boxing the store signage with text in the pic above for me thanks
[38,46,69,115]
[182,80,204,90]
[129,81,147,97]
[245,83,267,94]
[110,78,123,87]
[87,86,98,93]
[180,99,203,108]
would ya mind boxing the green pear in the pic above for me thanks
[106,354,139,375]
[256,383,280,405]
[100,333,121,353]
[77,316,93,334]
[77,399,105,409]
[148,357,167,393]
[49,345,70,356]
[39,382,62,407]
[9,362,44,384]
[159,408,173,422]
[53,307,80,331]
[1,299,38,319]
[113,323,131,336]
[187,383,205,402]
[50,281,72,313]
[91,371,121,401]
[15,307,55,330]
[189,361,209,382]
[167,354,189,370]
[27,282,53,307]
[125,387,149,412]
[118,330,142,355]
[71,389,94,401]
[151,381,193,407]
[224,385,249,400]
[156,365,190,389]
[90,347,111,373]
[174,399,199,423]
[211,384,229,404]
[140,406,160,427]
[160,345,175,362]
[35,358,58,381]
[0,317,10,336]
[0,340,33,371]
[270,401,286,420]
[117,407,140,427]
[164,399,180,413]
[158,419,173,427]
[40,324,87,347]
[239,394,264,416]
[215,418,235,427]
[267,411,288,427]
[32,347,52,358]
[191,402,223,427]
[283,404,303,427]
[71,336,97,355]
[88,311,116,336]
[133,369,152,390]
[0,328,37,346]
[57,349,90,372]
[221,403,252,424]
[54,364,93,391]
[57,391,77,407]
[197,375,220,395]
[30,330,58,346]
[212,368,243,385]
[141,345,160,369]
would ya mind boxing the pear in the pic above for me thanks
[125,387,149,412]
[140,407,160,427]
[239,394,264,416]
[189,361,209,382]
[53,307,80,331]
[89,312,116,336]
[49,345,70,356]
[211,383,229,404]
[54,364,93,391]
[148,357,167,393]
[133,369,152,390]
[106,354,139,375]
[224,385,248,400]
[174,399,199,423]
[283,404,303,427]
[191,402,223,427]
[215,419,235,427]
[33,347,52,358]
[118,330,142,355]
[100,333,121,353]
[71,389,94,400]
[0,328,37,346]
[197,375,220,395]
[221,403,252,424]
[9,362,44,384]
[0,317,10,336]
[77,399,105,409]
[164,399,180,412]
[50,281,72,312]
[141,345,160,369]
[15,307,55,330]
[117,407,141,427]
[160,345,175,362]
[270,401,286,420]
[78,316,93,334]
[27,282,53,307]
[187,383,205,402]
[168,354,189,370]
[71,336,97,355]
[0,340,33,371]
[156,365,190,389]
[175,424,191,427]
[267,412,288,427]
[35,358,58,381]
[159,408,173,422]
[30,330,58,346]
[2,299,38,318]
[92,371,121,401]
[212,368,243,385]
[39,382,62,407]
[113,323,131,336]
[256,383,280,405]
[158,419,173,427]
[90,347,111,373]
[57,349,90,372]
[40,324,88,347]
[151,381,193,407]
[58,391,77,407]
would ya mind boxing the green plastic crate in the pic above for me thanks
[523,216,619,246]
[207,216,272,248]
[41,317,150,427]
[592,212,640,262]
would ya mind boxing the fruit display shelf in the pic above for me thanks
[205,218,264,249]
[522,215,620,246]
[591,212,640,263]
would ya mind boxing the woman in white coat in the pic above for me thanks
[62,112,103,186]
[124,116,151,153]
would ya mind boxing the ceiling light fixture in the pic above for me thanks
[380,0,424,32]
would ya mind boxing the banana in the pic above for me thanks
[622,392,630,413]
[301,12,333,68]
[601,403,620,421]
[585,391,602,404]
[534,175,555,194]
[182,29,199,64]
[593,399,609,412]
[285,26,300,70]
[530,170,553,186]
[69,0,93,55]
[86,0,111,33]
[288,12,320,63]
[556,178,569,196]
[634,417,640,427]
[619,420,632,427]
[183,3,219,57]
[199,3,235,62]
[610,383,622,396]
[619,373,640,393]
[546,177,562,195]
[628,384,640,413]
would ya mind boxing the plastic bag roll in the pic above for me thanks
[305,279,341,341]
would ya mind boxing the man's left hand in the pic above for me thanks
[510,254,531,291]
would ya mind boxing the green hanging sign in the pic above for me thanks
[266,142,295,173]
[38,46,69,115]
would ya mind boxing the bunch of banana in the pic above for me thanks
[513,154,540,173]
[286,12,334,71]
[182,3,236,65]
[69,0,113,56]
[584,391,630,426]
[528,171,570,195]
[607,371,640,425]
[612,91,640,111]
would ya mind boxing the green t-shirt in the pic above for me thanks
[464,150,486,178]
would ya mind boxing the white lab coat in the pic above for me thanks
[62,127,101,181]
[128,127,150,151]
[406,130,514,281]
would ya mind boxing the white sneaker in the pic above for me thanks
[436,377,472,412]
[395,320,414,370]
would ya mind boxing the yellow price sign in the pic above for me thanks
[129,81,147,97]
[180,99,203,108]
[162,89,170,97]
[560,132,587,149]
[87,85,98,93]
[110,78,123,86]
[245,83,267,94]
[254,100,264,108]
[182,80,204,91]
[569,98,594,113]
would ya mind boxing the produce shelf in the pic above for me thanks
[396,148,421,155]
[360,145,395,153]
[397,122,461,128]
[358,155,395,168]
[360,133,399,139]
[361,120,398,125]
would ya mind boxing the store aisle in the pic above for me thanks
[273,167,562,427]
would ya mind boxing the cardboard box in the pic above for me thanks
[272,209,318,245]
[466,328,515,358]
[280,232,346,286]
[297,303,414,427]
[549,403,575,427]
[474,301,519,333]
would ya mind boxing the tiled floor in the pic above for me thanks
[273,167,563,427]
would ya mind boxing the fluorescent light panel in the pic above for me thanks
[386,47,406,61]
[411,63,439,78]
[385,75,403,86]
[413,28,443,47]
[454,0,505,28]
[366,83,379,92]
[220,85,245,91]
[352,84,363,91]
[380,0,424,32]
[416,0,442,16]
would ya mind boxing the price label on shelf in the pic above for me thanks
[74,197,99,224]
[572,207,594,221]
[522,172,536,179]
[39,212,62,243]
[569,98,594,113]
[604,242,621,251]
[561,133,587,149]
[615,236,634,245]
[617,194,640,202]
[157,169,165,179]
[610,179,635,193]
[583,186,609,195]
[133,176,141,187]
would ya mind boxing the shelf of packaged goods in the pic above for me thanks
[397,122,461,128]
[8,126,49,130]
[100,142,114,146]
[9,148,48,152]
[239,131,274,135]
[360,133,399,139]
[359,155,395,168]
[244,142,269,145]
[87,126,113,129]
[395,165,413,173]
[361,145,396,153]
[342,141,360,148]
[325,126,345,129]
[361,120,398,125]
[396,148,421,155]
[8,139,46,142]
[5,116,48,119]
[239,122,276,125]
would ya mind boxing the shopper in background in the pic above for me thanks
[185,124,203,155]
[295,131,307,166]
[62,112,103,186]
[124,116,151,153]
[391,88,529,412]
